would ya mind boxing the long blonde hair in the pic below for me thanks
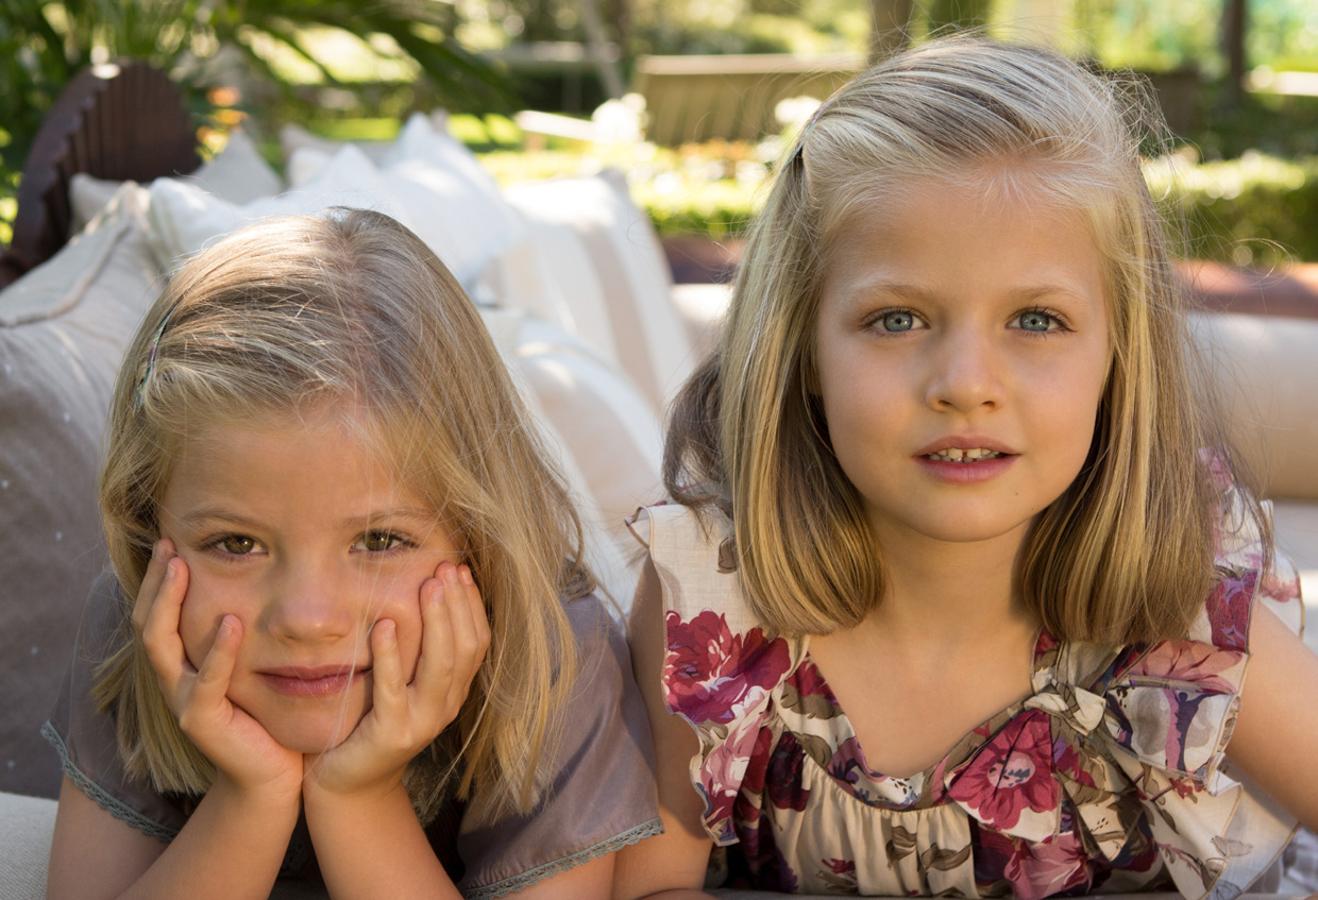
[96,208,590,819]
[665,36,1270,644]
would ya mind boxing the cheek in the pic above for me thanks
[175,569,243,668]
[362,577,427,675]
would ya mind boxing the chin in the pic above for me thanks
[263,714,362,754]
[903,508,1036,544]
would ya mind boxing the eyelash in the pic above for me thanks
[865,306,1070,337]
[199,530,419,563]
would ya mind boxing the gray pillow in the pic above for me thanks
[0,186,160,797]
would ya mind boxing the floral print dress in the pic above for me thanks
[627,486,1304,900]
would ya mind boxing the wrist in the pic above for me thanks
[302,774,411,819]
[208,770,303,821]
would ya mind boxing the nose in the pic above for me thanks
[923,324,1004,414]
[262,556,358,645]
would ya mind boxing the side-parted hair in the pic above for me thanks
[665,36,1271,644]
[96,208,592,820]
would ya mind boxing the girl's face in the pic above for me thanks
[158,405,462,754]
[814,173,1112,550]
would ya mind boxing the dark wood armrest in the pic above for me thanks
[0,61,199,289]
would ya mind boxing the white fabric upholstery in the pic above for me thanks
[146,145,410,270]
[68,129,284,233]
[286,114,526,291]
[0,791,54,900]
[480,309,663,612]
[502,173,696,414]
[1189,312,1318,502]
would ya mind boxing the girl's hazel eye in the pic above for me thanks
[355,530,409,553]
[220,535,256,555]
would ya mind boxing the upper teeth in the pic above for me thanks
[927,448,1002,462]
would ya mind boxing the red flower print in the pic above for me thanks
[734,806,800,893]
[1205,568,1256,651]
[698,713,764,843]
[1003,829,1091,899]
[1127,640,1241,695]
[788,658,835,701]
[664,610,792,724]
[738,723,776,796]
[765,732,810,812]
[947,711,1060,832]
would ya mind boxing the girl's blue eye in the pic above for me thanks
[1015,310,1061,333]
[876,310,918,333]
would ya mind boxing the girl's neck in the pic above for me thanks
[862,518,1038,647]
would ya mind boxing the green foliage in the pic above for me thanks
[1147,152,1318,266]
[0,0,507,231]
[480,142,1318,266]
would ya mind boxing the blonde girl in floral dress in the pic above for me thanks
[613,37,1318,900]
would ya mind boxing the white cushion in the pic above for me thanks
[483,221,618,369]
[68,130,283,233]
[280,121,396,165]
[480,309,664,612]
[146,145,411,270]
[287,114,525,291]
[670,281,732,360]
[501,172,695,414]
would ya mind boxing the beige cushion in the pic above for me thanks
[1189,312,1318,502]
[0,791,53,897]
[68,129,283,233]
[502,172,696,414]
[0,187,160,797]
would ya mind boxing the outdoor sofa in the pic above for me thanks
[1,63,1315,899]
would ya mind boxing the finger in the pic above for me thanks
[141,556,191,693]
[448,566,484,679]
[131,539,173,633]
[370,619,407,722]
[459,564,492,658]
[414,572,457,700]
[191,614,242,710]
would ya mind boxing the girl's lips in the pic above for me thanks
[259,667,370,697]
[915,453,1018,484]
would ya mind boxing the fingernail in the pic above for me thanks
[459,565,474,585]
[444,565,460,584]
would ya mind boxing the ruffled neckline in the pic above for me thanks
[785,626,1078,812]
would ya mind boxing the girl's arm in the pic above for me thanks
[47,545,302,899]
[613,560,718,900]
[302,563,488,898]
[46,771,299,900]
[1225,602,1318,829]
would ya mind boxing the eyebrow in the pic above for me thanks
[179,507,438,530]
[849,280,1092,306]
